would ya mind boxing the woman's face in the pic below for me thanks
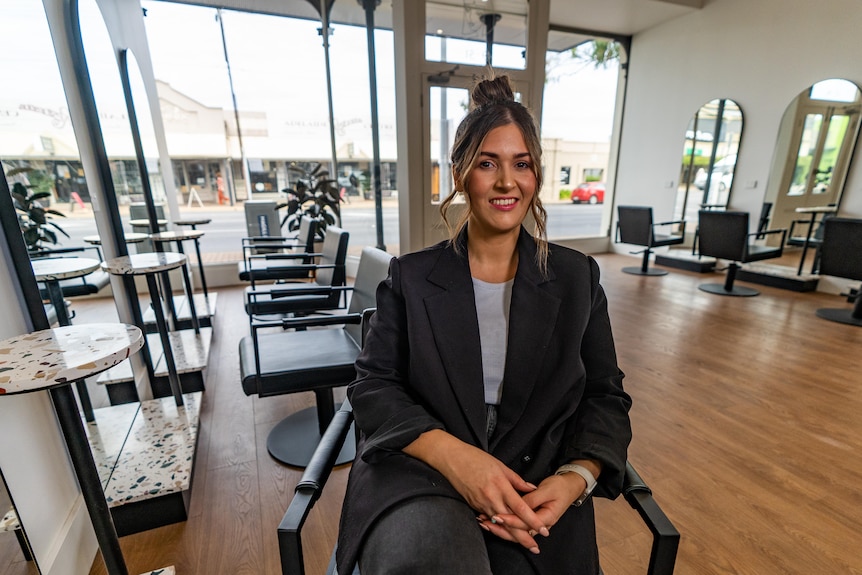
[460,123,537,239]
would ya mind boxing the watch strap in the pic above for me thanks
[555,463,597,506]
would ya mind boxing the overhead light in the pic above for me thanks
[437,28,443,34]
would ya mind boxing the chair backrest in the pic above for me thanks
[315,227,350,288]
[818,217,862,281]
[697,210,749,261]
[617,206,654,246]
[344,247,393,344]
[756,202,773,237]
[296,216,318,254]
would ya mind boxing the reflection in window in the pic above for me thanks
[675,99,743,224]
[541,34,621,239]
[425,0,527,69]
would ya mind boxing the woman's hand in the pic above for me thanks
[404,430,549,552]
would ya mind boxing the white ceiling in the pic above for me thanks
[549,0,703,36]
[171,0,704,43]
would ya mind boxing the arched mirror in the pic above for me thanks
[764,78,862,234]
[675,98,744,224]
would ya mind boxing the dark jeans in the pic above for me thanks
[358,495,537,575]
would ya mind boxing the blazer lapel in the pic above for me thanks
[491,231,561,450]
[424,243,489,450]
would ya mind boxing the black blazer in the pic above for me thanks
[337,228,632,574]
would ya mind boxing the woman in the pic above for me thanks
[337,74,632,574]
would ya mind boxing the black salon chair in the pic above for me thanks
[238,246,393,468]
[237,215,319,283]
[814,217,862,326]
[697,210,787,297]
[244,227,349,318]
[278,401,680,575]
[616,206,685,276]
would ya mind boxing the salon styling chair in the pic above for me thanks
[615,206,685,276]
[697,210,786,297]
[244,227,349,319]
[814,217,862,326]
[238,246,393,468]
[238,215,319,283]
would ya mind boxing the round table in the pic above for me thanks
[31,257,104,421]
[173,218,212,229]
[0,323,144,575]
[150,230,209,299]
[82,232,149,246]
[101,253,196,409]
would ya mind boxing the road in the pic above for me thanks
[54,201,605,257]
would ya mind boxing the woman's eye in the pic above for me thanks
[516,161,531,169]
[478,160,495,169]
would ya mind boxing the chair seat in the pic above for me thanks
[238,259,313,282]
[744,244,783,263]
[652,233,684,248]
[239,328,359,397]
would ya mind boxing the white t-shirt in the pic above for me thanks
[472,277,514,405]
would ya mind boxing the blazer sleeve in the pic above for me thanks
[562,256,632,498]
[348,256,445,462]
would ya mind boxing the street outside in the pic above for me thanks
[50,197,606,260]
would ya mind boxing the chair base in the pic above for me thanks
[815,308,862,326]
[699,283,760,297]
[622,266,668,276]
[267,406,356,468]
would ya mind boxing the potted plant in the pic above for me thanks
[8,167,68,253]
[280,162,342,241]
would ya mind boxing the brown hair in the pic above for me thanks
[439,73,549,274]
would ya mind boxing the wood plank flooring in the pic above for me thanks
[80,252,862,575]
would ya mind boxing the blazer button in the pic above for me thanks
[522,455,532,463]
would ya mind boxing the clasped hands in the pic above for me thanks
[405,430,586,555]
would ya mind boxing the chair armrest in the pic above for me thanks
[653,219,686,235]
[248,253,323,263]
[30,245,103,261]
[747,228,787,244]
[248,285,353,301]
[280,313,362,331]
[278,404,355,575]
[623,462,680,575]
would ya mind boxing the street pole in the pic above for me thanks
[319,5,341,226]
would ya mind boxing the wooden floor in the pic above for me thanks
[79,252,862,575]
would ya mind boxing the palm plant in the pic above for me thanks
[281,162,342,240]
[8,167,68,253]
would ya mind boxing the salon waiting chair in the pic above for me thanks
[238,246,393,468]
[616,206,685,276]
[278,401,680,575]
[244,227,349,319]
[813,217,862,326]
[697,210,786,297]
[237,215,319,283]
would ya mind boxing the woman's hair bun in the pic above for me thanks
[471,75,515,109]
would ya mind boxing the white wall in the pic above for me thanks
[615,0,862,229]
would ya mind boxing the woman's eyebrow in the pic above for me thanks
[478,151,531,158]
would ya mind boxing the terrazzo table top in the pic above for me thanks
[0,324,143,394]
[31,257,101,281]
[150,230,204,242]
[795,205,837,214]
[83,232,148,245]
[101,252,186,275]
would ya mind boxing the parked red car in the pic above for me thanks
[570,181,605,204]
